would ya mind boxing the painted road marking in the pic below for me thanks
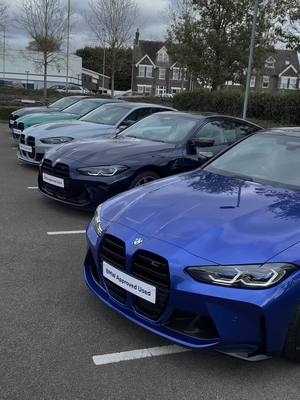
[27,186,38,190]
[93,345,190,366]
[47,230,86,236]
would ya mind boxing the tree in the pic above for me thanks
[76,46,133,90]
[88,0,138,97]
[0,1,8,27]
[276,1,300,51]
[17,0,68,98]
[167,0,290,90]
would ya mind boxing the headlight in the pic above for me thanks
[187,263,297,289]
[40,136,74,144]
[93,205,104,236]
[78,165,128,177]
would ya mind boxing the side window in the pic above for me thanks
[195,120,256,146]
[151,108,168,114]
[126,108,153,123]
[236,124,259,140]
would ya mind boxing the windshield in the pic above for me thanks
[122,113,198,143]
[205,132,300,189]
[49,97,79,110]
[62,100,103,116]
[81,104,132,125]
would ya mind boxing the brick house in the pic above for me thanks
[252,50,300,90]
[226,49,300,91]
[131,30,192,96]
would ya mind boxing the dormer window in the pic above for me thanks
[265,57,275,69]
[157,47,169,63]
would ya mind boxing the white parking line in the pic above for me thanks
[47,230,86,236]
[27,186,38,190]
[92,345,190,366]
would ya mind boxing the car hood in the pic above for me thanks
[101,170,300,265]
[51,137,174,166]
[19,112,78,126]
[13,106,51,117]
[25,121,115,139]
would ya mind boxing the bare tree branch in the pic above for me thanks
[16,0,68,98]
[0,0,8,27]
[88,0,138,96]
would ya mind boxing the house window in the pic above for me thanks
[262,76,270,89]
[172,67,187,81]
[171,87,182,94]
[156,86,166,96]
[138,65,153,78]
[172,67,180,80]
[280,77,298,90]
[137,85,152,94]
[250,76,256,88]
[159,68,166,80]
[146,66,153,78]
[157,49,169,63]
[265,57,275,69]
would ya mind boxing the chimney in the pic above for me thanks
[134,28,140,46]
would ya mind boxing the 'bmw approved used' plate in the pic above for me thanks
[103,261,157,304]
[42,173,65,188]
[19,144,33,153]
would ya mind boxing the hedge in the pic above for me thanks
[0,107,18,121]
[173,89,300,125]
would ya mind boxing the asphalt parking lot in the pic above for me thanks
[2,121,300,400]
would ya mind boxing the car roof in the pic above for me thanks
[152,111,261,126]
[260,127,300,137]
[104,102,174,110]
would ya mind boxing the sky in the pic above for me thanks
[5,0,170,52]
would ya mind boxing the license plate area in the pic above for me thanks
[103,262,156,304]
[19,143,33,153]
[42,172,64,188]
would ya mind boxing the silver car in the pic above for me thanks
[17,103,175,165]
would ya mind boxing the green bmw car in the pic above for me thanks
[12,98,124,139]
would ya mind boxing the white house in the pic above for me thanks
[0,49,83,89]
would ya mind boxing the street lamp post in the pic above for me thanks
[66,0,71,93]
[102,29,106,94]
[243,0,260,119]
[0,24,6,79]
[25,70,30,89]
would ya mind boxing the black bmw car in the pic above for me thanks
[38,112,261,209]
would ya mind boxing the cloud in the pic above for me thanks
[5,0,170,51]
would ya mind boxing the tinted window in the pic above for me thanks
[122,113,198,143]
[62,100,102,116]
[195,120,257,146]
[81,104,132,125]
[125,108,153,123]
[205,133,300,189]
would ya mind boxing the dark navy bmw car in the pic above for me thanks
[38,112,260,209]
[84,127,300,362]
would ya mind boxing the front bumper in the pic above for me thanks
[38,167,133,210]
[84,221,300,354]
[17,142,53,166]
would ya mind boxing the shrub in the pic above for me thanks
[173,89,300,125]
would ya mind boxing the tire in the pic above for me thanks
[129,170,160,189]
[282,305,300,362]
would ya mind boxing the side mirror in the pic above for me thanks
[118,120,135,131]
[190,137,215,147]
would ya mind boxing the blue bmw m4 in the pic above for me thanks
[84,128,300,361]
